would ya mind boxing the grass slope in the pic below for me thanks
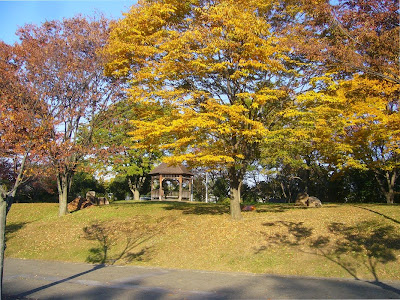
[5,201,400,281]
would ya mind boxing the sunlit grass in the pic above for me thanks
[5,201,400,281]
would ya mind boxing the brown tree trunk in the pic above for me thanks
[230,185,242,220]
[128,178,140,201]
[57,174,70,216]
[238,181,243,204]
[385,191,394,204]
[386,170,397,204]
[0,151,29,296]
[280,182,288,201]
[133,189,140,201]
[0,194,6,298]
[229,167,243,221]
[375,170,397,204]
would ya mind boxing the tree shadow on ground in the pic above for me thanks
[112,201,328,215]
[9,262,400,299]
[15,264,105,299]
[162,202,309,215]
[5,222,28,241]
[255,204,306,213]
[310,221,400,282]
[111,200,230,215]
[83,216,176,265]
[162,201,230,215]
[255,221,313,253]
[256,220,400,288]
[352,205,400,225]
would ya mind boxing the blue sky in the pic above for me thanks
[0,1,137,45]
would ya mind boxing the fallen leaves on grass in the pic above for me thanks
[83,215,177,265]
[5,202,400,281]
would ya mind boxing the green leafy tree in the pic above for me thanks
[93,100,160,201]
[70,172,105,199]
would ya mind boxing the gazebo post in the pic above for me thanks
[151,177,154,200]
[189,177,193,202]
[159,174,163,201]
[178,175,183,201]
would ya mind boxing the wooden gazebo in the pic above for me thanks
[149,163,194,201]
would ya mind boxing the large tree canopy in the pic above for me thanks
[105,0,304,219]
[300,0,399,84]
[296,0,399,203]
[0,41,51,202]
[15,16,122,215]
[0,40,52,295]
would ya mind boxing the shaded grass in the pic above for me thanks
[5,202,400,281]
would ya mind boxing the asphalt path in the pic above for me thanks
[3,258,400,299]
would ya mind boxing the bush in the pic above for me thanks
[219,197,230,206]
[70,172,105,200]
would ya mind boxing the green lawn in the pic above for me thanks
[5,201,400,281]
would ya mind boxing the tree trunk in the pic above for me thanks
[375,170,397,204]
[57,174,70,216]
[128,178,140,201]
[0,193,12,299]
[0,151,28,296]
[0,195,6,299]
[238,181,243,204]
[229,167,243,221]
[230,185,242,221]
[280,182,288,202]
[385,170,397,204]
[385,191,395,204]
[133,189,140,201]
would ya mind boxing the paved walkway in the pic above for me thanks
[3,258,400,299]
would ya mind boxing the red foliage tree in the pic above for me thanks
[0,40,51,296]
[15,16,122,216]
[299,0,399,84]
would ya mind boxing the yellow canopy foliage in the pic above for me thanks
[105,0,300,171]
[104,0,304,217]
[299,75,399,172]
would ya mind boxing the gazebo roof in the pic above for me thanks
[149,163,193,176]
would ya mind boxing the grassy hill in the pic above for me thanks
[5,201,400,281]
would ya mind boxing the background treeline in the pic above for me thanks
[13,166,388,204]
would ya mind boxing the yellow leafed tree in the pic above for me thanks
[294,0,399,203]
[298,75,399,203]
[105,0,303,219]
